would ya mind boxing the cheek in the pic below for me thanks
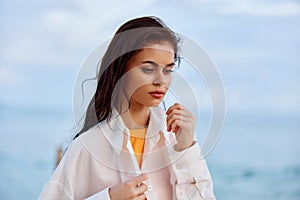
[123,72,151,96]
[165,75,172,88]
[131,85,149,97]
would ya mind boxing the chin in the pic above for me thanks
[150,103,160,107]
[142,100,162,107]
[149,100,163,107]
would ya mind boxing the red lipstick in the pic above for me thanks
[149,90,164,98]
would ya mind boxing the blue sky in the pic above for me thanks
[0,0,299,115]
[1,2,299,199]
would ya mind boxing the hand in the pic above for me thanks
[166,103,195,151]
[109,174,148,200]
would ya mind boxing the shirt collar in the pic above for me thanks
[101,106,170,154]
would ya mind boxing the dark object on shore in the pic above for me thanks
[55,146,63,168]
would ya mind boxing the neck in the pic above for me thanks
[121,102,150,129]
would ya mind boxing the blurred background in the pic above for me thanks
[0,0,299,199]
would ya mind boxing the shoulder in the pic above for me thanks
[76,123,107,153]
[76,123,117,162]
[61,124,106,161]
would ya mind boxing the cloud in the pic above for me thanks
[41,0,158,44]
[218,1,300,17]
[227,86,300,113]
[0,0,299,112]
[188,0,300,17]
[0,66,25,86]
[0,0,158,69]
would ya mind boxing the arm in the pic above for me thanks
[166,103,216,199]
[39,181,111,200]
[38,139,112,200]
[168,143,216,199]
[38,138,148,200]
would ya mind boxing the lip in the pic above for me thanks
[149,90,165,98]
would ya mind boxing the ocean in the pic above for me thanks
[0,104,299,199]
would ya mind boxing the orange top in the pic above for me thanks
[129,128,147,168]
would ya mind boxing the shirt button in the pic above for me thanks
[177,189,185,198]
[184,174,190,182]
[147,185,153,191]
[176,163,183,169]
[126,174,132,178]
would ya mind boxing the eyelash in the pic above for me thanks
[163,68,174,74]
[141,67,154,74]
[141,67,174,74]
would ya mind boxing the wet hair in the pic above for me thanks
[74,16,180,139]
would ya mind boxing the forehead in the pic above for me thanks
[132,42,175,64]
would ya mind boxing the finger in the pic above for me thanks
[130,174,148,186]
[171,119,193,133]
[171,119,183,133]
[135,183,148,194]
[166,104,179,115]
[167,110,193,130]
[166,109,191,123]
[172,119,194,133]
[166,108,191,131]
[135,193,147,200]
[166,103,179,114]
[166,103,186,114]
[167,114,188,132]
[166,107,192,123]
[166,107,194,121]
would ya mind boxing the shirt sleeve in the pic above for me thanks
[39,181,111,200]
[84,187,111,200]
[38,180,73,200]
[167,142,216,200]
[38,139,112,200]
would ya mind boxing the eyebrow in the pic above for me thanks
[141,61,175,67]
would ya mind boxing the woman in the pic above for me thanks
[39,16,215,200]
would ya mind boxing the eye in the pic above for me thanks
[141,67,155,74]
[163,67,174,74]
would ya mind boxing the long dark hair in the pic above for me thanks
[74,16,180,139]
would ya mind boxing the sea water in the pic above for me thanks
[0,104,299,199]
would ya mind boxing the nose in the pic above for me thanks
[153,70,167,86]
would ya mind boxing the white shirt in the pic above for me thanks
[39,106,216,200]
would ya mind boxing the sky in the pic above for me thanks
[0,0,299,116]
[0,2,299,199]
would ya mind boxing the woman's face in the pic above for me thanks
[124,41,175,108]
